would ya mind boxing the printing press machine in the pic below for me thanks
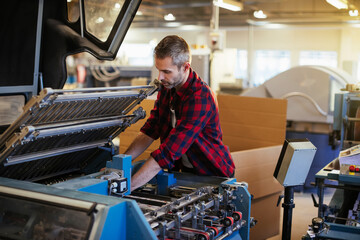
[0,1,252,239]
[301,90,360,239]
[0,84,252,240]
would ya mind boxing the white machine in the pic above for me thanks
[242,65,356,124]
[242,65,356,188]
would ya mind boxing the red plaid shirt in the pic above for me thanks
[140,69,235,177]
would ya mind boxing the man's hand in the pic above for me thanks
[131,156,162,191]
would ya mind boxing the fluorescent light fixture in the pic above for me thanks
[349,9,359,16]
[265,23,286,29]
[213,0,243,12]
[326,0,348,9]
[164,13,176,21]
[165,22,181,27]
[180,25,204,31]
[254,10,267,19]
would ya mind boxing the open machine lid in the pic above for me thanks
[0,84,158,181]
[0,0,142,98]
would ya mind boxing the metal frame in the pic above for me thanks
[310,167,360,239]
[336,92,360,149]
[0,0,44,99]
[0,84,158,181]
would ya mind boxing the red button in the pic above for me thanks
[356,168,360,172]
[349,165,355,172]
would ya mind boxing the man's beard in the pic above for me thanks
[162,71,185,89]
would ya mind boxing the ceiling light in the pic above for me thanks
[326,0,348,9]
[114,3,121,9]
[254,10,267,19]
[136,11,143,16]
[213,0,243,12]
[164,13,176,21]
[349,9,359,16]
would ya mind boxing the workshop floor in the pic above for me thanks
[267,188,335,240]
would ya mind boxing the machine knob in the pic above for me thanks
[223,216,234,227]
[312,217,324,233]
[232,211,242,222]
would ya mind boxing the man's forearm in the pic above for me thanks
[131,157,162,191]
[124,132,154,161]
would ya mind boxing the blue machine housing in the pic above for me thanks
[0,154,252,240]
[0,176,157,240]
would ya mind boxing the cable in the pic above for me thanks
[280,92,327,116]
[100,65,121,77]
[89,66,121,82]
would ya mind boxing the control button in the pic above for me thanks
[356,168,360,172]
[349,165,355,172]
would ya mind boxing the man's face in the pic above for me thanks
[155,56,187,90]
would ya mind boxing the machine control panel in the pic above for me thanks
[349,165,360,172]
[340,164,360,176]
[100,169,128,196]
[110,178,128,194]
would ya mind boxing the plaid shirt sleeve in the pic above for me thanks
[150,93,212,169]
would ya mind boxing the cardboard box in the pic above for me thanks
[217,94,287,152]
[251,193,282,240]
[231,146,283,199]
[231,145,283,239]
[220,94,287,239]
[119,99,159,161]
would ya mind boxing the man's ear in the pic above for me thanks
[183,62,190,71]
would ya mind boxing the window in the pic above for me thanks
[253,50,291,86]
[357,54,360,81]
[299,51,338,68]
[67,0,79,23]
[234,50,247,82]
[84,0,126,41]
[117,43,154,66]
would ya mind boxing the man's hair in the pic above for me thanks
[154,35,191,69]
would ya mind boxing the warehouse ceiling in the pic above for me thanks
[131,0,360,28]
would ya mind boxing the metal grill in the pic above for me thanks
[0,83,158,181]
[26,95,139,126]
[0,149,100,181]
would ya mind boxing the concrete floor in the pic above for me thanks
[267,188,335,240]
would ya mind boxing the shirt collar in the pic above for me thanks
[174,68,194,99]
